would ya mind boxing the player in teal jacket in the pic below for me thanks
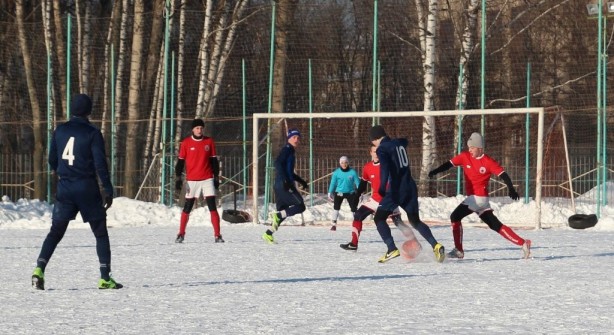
[327,156,360,231]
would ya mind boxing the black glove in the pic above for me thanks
[104,195,113,211]
[214,177,220,190]
[428,170,436,179]
[298,179,308,190]
[509,188,519,201]
[175,178,183,191]
[283,180,296,192]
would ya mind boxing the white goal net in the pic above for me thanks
[251,108,545,228]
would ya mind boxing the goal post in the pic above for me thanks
[252,108,545,228]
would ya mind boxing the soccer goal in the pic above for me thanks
[251,108,545,228]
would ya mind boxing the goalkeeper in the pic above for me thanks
[428,132,531,259]
[327,156,360,231]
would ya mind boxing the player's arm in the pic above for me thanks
[356,179,368,196]
[91,131,113,197]
[428,161,453,178]
[498,171,519,200]
[376,148,390,197]
[209,156,220,189]
[48,132,58,171]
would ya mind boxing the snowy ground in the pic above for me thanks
[1,194,614,334]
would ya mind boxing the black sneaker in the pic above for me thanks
[215,235,225,243]
[175,234,184,243]
[340,242,357,251]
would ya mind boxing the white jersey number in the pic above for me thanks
[395,146,409,168]
[62,137,76,166]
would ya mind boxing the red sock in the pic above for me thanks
[351,220,362,245]
[498,225,524,246]
[179,212,189,236]
[211,210,221,237]
[451,221,464,252]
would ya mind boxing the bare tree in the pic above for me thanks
[123,0,146,197]
[53,0,67,117]
[16,0,45,200]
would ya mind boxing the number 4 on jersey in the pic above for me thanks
[62,137,76,166]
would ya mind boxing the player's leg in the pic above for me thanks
[373,207,400,262]
[177,198,195,242]
[340,205,372,250]
[449,203,473,258]
[203,178,223,242]
[89,219,122,289]
[330,193,343,230]
[479,210,530,258]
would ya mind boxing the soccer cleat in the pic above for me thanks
[262,232,275,244]
[269,212,281,232]
[433,243,445,263]
[175,234,184,243]
[215,235,225,243]
[522,240,532,259]
[330,225,336,231]
[340,242,357,251]
[98,277,123,289]
[378,249,400,263]
[447,248,464,259]
[32,267,45,290]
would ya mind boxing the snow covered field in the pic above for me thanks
[1,195,613,334]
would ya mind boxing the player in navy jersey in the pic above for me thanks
[32,94,121,290]
[369,125,445,263]
[428,132,531,259]
[262,128,308,244]
[174,118,223,243]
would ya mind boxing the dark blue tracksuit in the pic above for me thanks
[375,136,438,251]
[36,95,115,280]
[273,143,305,219]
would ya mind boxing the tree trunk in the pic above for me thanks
[16,0,45,200]
[52,0,67,118]
[271,0,298,150]
[417,0,439,193]
[123,0,145,197]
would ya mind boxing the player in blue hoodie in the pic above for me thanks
[31,94,121,290]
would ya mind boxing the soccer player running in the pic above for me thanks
[262,128,308,243]
[428,132,531,259]
[32,94,121,290]
[369,125,445,263]
[340,144,420,252]
[174,118,223,243]
[327,156,360,231]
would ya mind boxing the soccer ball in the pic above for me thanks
[400,239,422,260]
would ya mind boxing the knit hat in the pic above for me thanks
[467,132,483,148]
[70,94,92,117]
[339,156,349,164]
[191,118,205,129]
[369,125,387,141]
[287,128,301,139]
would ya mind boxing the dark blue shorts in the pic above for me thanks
[273,183,304,211]
[52,178,105,223]
[379,181,419,214]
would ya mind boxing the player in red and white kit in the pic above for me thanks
[174,119,223,243]
[340,144,419,252]
[428,132,531,259]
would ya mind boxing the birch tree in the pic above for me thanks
[174,0,187,144]
[453,0,479,156]
[100,0,122,137]
[416,0,439,191]
[195,0,249,120]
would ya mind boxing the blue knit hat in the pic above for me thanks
[70,94,92,117]
[287,128,301,139]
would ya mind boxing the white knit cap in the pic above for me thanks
[467,132,483,148]
[339,156,349,164]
